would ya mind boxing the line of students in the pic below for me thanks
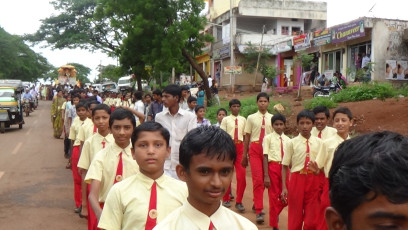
[65,86,356,230]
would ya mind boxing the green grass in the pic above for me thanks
[205,96,292,124]
[303,97,338,110]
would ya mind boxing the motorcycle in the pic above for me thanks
[313,82,342,98]
[33,97,38,110]
[23,98,31,116]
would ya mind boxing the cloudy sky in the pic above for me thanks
[1,0,407,81]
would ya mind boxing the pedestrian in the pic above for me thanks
[195,105,211,127]
[312,106,337,140]
[62,94,72,158]
[148,89,163,121]
[144,93,152,122]
[281,110,323,230]
[213,108,227,128]
[155,84,196,179]
[132,91,145,125]
[77,104,114,228]
[69,101,92,215]
[326,131,408,230]
[220,99,247,212]
[77,100,100,151]
[262,113,291,230]
[308,107,353,230]
[196,86,205,106]
[186,96,197,113]
[261,77,268,92]
[242,92,273,224]
[211,83,220,106]
[98,122,188,230]
[51,89,66,138]
[154,126,258,230]
[85,108,139,222]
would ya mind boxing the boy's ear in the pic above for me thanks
[325,207,347,230]
[166,146,171,159]
[176,164,187,182]
[131,147,136,160]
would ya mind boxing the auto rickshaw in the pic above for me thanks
[0,79,24,133]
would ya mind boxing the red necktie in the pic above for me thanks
[209,221,214,230]
[234,118,238,142]
[318,131,322,139]
[102,140,106,149]
[259,116,265,144]
[280,137,284,159]
[93,124,97,134]
[304,139,310,170]
[145,181,157,230]
[113,152,123,184]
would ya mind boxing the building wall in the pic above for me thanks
[210,0,241,20]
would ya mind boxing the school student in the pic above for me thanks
[186,96,197,113]
[77,104,114,227]
[154,126,257,230]
[326,131,408,230]
[262,113,291,230]
[195,105,211,127]
[220,99,247,212]
[308,107,353,230]
[213,108,227,127]
[69,101,92,214]
[77,100,100,149]
[281,110,323,230]
[155,84,196,179]
[85,108,139,222]
[242,92,273,224]
[98,122,188,230]
[148,89,163,121]
[311,106,337,140]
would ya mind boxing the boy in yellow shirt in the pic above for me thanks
[311,106,337,140]
[308,107,353,230]
[85,108,139,225]
[98,122,188,230]
[262,113,291,230]
[154,126,257,230]
[281,110,323,230]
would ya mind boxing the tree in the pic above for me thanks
[97,64,124,83]
[294,51,315,99]
[0,27,52,81]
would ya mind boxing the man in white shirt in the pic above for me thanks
[132,91,145,124]
[155,84,196,179]
[361,52,371,69]
[207,76,213,88]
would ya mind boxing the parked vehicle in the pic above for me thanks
[0,80,24,133]
[92,83,102,92]
[118,76,133,91]
[101,82,118,93]
[313,82,342,97]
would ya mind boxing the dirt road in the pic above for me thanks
[0,101,288,229]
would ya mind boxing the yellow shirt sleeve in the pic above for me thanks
[98,184,123,230]
[78,138,92,170]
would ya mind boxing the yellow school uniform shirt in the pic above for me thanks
[315,134,349,178]
[77,120,95,142]
[220,114,246,141]
[153,201,257,230]
[263,132,291,162]
[98,173,188,230]
[244,111,273,142]
[69,117,91,146]
[282,134,323,173]
[103,97,112,106]
[311,126,337,140]
[78,133,114,170]
[85,142,139,202]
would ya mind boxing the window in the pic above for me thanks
[292,27,301,36]
[281,26,289,35]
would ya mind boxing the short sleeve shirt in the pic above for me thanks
[244,111,273,142]
[220,115,246,142]
[311,126,337,140]
[78,133,114,170]
[263,132,291,162]
[315,134,349,177]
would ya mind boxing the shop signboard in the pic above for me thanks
[331,20,365,44]
[224,66,242,74]
[271,39,293,54]
[213,45,230,60]
[293,33,311,51]
[313,28,331,46]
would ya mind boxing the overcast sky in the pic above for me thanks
[1,0,407,81]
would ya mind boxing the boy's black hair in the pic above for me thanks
[92,104,111,117]
[333,107,353,120]
[152,89,162,97]
[109,107,136,128]
[179,126,237,171]
[228,99,241,107]
[131,121,170,148]
[134,91,143,101]
[216,108,227,116]
[312,105,330,118]
[86,100,100,110]
[194,105,205,113]
[144,93,152,99]
[329,131,408,229]
[296,109,315,123]
[187,96,197,103]
[162,84,182,102]
[76,101,87,110]
[272,113,286,124]
[256,92,269,102]
[181,85,190,91]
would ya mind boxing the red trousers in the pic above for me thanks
[288,172,320,230]
[267,162,288,228]
[71,146,82,208]
[317,177,330,230]
[249,142,265,214]
[223,143,246,203]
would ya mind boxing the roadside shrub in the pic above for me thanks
[303,97,338,110]
[331,82,396,102]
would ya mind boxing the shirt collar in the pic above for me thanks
[112,141,132,156]
[164,107,186,116]
[183,201,216,229]
[256,110,268,117]
[136,172,166,190]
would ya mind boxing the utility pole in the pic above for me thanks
[230,0,235,94]
[254,25,266,89]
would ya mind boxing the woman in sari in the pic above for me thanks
[51,89,66,138]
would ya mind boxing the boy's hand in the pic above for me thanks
[241,155,248,168]
[281,188,288,204]
[264,176,271,188]
[308,161,320,174]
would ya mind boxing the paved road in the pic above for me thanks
[0,100,288,229]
